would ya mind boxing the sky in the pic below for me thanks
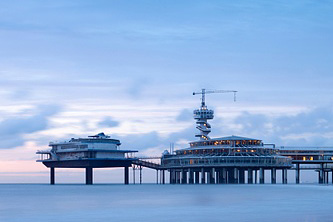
[0,0,333,183]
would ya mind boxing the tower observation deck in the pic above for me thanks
[193,89,237,140]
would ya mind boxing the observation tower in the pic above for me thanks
[193,89,236,140]
[161,89,293,184]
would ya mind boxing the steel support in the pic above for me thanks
[319,164,324,184]
[296,164,300,184]
[259,168,264,184]
[162,170,165,184]
[248,169,253,184]
[222,168,227,184]
[181,169,187,184]
[282,169,288,184]
[195,171,200,184]
[210,168,216,184]
[201,168,205,184]
[124,166,129,185]
[50,167,55,185]
[271,168,276,184]
[86,167,93,185]
[189,168,194,184]
[239,169,245,184]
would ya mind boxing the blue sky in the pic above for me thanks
[0,0,332,182]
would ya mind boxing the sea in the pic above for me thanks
[0,184,332,222]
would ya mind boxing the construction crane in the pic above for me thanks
[193,89,237,108]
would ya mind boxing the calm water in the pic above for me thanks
[0,184,332,222]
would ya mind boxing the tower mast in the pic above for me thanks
[193,89,237,140]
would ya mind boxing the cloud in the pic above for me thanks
[98,117,120,128]
[218,106,333,146]
[176,109,193,122]
[0,105,61,149]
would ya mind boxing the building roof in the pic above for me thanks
[210,135,260,141]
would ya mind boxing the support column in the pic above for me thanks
[50,167,55,185]
[139,166,142,184]
[248,169,253,184]
[216,169,221,184]
[162,170,165,184]
[133,166,136,184]
[282,169,288,184]
[271,168,276,184]
[170,169,175,184]
[124,166,129,185]
[259,168,264,184]
[86,167,93,185]
[195,171,200,184]
[234,168,239,184]
[239,169,245,184]
[176,171,181,184]
[319,164,324,184]
[296,164,300,184]
[255,170,258,184]
[222,168,227,184]
[156,170,159,184]
[228,168,235,184]
[201,168,205,184]
[181,169,187,184]
[188,168,194,184]
[210,168,216,184]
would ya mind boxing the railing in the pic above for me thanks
[133,159,161,169]
[162,156,292,168]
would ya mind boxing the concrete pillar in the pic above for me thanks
[139,166,142,184]
[171,169,176,184]
[86,167,93,185]
[124,166,129,185]
[255,170,258,184]
[181,169,187,184]
[319,164,324,184]
[133,166,136,184]
[282,169,288,184]
[234,168,239,184]
[188,169,194,184]
[296,164,300,184]
[162,170,165,184]
[216,169,221,184]
[50,167,55,185]
[195,171,200,184]
[156,170,159,184]
[210,168,216,184]
[228,168,237,184]
[201,168,205,184]
[271,168,276,184]
[248,169,253,184]
[259,168,264,184]
[222,168,227,184]
[239,169,245,184]
[176,171,181,184]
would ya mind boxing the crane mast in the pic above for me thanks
[192,89,237,140]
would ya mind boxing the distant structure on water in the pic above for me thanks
[161,89,292,184]
[37,133,137,184]
[37,89,333,185]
